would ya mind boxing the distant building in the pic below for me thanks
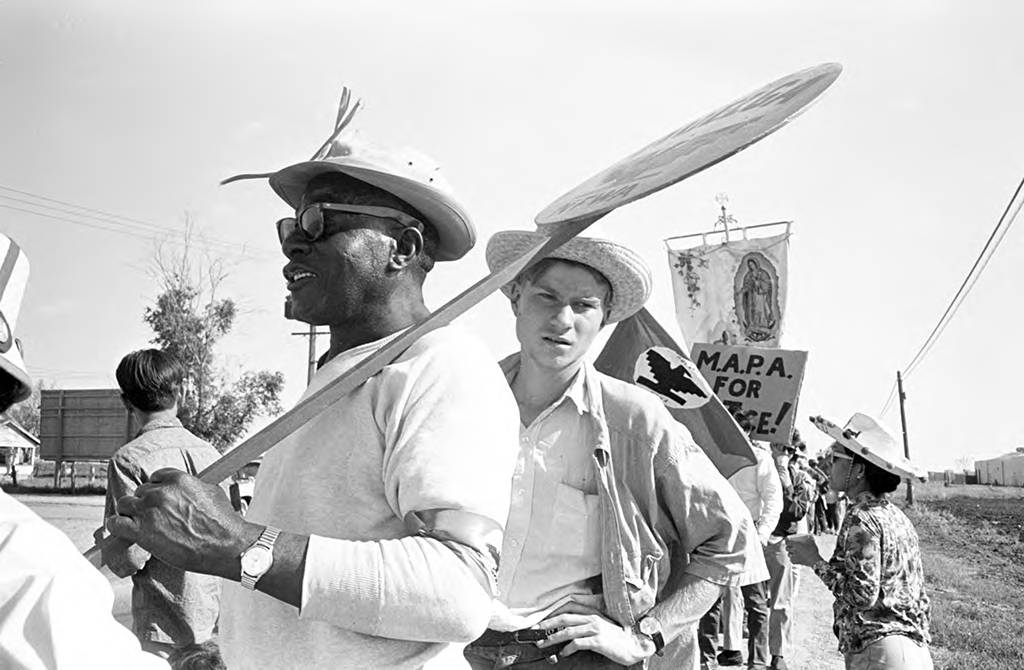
[0,415,40,474]
[975,449,1024,486]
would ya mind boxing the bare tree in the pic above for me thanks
[144,218,283,452]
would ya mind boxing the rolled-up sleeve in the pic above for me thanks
[658,426,766,586]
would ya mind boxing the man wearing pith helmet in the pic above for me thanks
[106,103,521,669]
[465,227,760,670]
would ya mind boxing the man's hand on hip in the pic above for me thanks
[534,602,655,665]
[105,468,262,580]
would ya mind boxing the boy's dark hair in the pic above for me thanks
[115,349,184,412]
[852,453,902,495]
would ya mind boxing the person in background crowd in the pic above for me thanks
[789,414,933,670]
[807,454,830,536]
[0,232,170,670]
[702,410,782,670]
[102,349,226,657]
[467,230,762,670]
[764,434,813,670]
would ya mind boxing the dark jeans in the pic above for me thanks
[698,580,770,667]
[814,498,828,534]
[826,502,840,532]
[465,636,638,669]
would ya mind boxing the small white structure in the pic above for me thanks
[975,448,1024,486]
[0,416,40,476]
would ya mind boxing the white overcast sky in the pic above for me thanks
[2,0,1021,469]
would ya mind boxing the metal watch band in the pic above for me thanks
[240,525,281,591]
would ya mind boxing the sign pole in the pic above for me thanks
[84,62,844,568]
[897,370,914,505]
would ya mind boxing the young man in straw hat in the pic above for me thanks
[464,228,760,670]
[788,414,933,670]
[106,127,521,669]
[0,233,170,669]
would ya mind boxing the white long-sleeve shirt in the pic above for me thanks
[0,491,169,670]
[727,443,782,544]
[220,326,520,669]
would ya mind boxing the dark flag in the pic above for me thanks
[594,308,756,477]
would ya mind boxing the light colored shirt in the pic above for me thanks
[727,443,782,544]
[491,370,604,630]
[103,417,224,646]
[220,326,520,670]
[0,491,168,670]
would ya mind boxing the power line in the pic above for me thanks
[879,381,898,417]
[0,185,278,260]
[880,175,1024,415]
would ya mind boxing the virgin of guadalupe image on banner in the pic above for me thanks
[666,226,790,348]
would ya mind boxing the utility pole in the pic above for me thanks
[897,370,914,505]
[292,324,329,385]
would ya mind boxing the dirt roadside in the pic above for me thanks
[785,534,844,670]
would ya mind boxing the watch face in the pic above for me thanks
[639,617,660,636]
[241,545,273,576]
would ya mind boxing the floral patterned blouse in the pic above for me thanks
[813,492,931,653]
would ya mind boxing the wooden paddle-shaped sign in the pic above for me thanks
[85,63,841,567]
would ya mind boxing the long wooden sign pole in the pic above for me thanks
[83,218,594,566]
[84,62,842,568]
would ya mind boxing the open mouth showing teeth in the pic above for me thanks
[288,271,317,282]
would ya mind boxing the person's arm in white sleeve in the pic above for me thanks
[0,494,168,670]
[755,451,783,543]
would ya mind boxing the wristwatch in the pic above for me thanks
[239,525,281,590]
[634,615,666,657]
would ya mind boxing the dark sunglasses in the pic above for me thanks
[275,203,423,244]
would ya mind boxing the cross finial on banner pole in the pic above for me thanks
[714,192,737,242]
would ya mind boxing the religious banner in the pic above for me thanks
[667,231,790,347]
[690,343,807,443]
[594,308,756,478]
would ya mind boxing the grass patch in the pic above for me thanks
[901,499,1024,669]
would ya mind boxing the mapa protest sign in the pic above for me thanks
[690,343,807,442]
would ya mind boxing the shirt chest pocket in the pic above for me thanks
[547,483,602,574]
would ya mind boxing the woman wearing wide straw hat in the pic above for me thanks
[786,413,933,670]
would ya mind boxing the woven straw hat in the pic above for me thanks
[485,225,652,323]
[222,88,474,261]
[810,413,927,482]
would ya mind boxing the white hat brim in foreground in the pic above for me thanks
[485,230,652,324]
[810,414,927,482]
[269,160,475,262]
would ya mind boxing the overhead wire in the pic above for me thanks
[879,176,1024,416]
[0,184,278,261]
